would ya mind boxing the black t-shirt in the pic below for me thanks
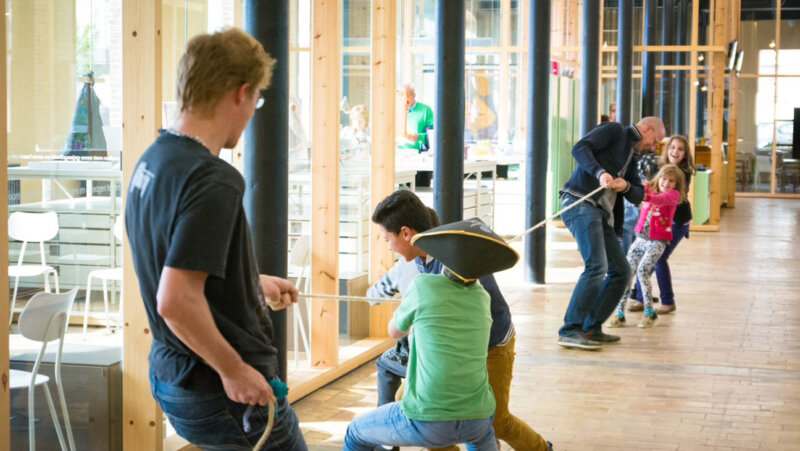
[126,131,277,392]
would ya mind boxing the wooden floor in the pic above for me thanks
[293,197,800,451]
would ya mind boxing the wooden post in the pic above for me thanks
[709,0,728,225]
[770,0,782,194]
[687,0,699,216]
[310,0,340,368]
[122,1,163,449]
[727,0,740,205]
[0,0,9,448]
[369,0,397,338]
[498,0,511,145]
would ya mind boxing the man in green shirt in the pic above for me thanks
[344,218,519,451]
[400,84,434,152]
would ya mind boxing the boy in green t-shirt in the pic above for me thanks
[343,218,519,451]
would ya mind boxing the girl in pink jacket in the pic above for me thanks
[608,164,686,329]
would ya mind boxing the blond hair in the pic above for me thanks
[176,28,275,117]
[646,163,687,203]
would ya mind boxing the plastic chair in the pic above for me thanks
[10,288,78,451]
[9,211,60,325]
[290,235,312,369]
[80,216,123,337]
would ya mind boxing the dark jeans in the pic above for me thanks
[635,220,690,306]
[150,371,307,450]
[559,195,631,337]
[376,339,408,407]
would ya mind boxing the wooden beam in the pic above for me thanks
[727,0,740,206]
[709,0,728,225]
[0,0,8,447]
[770,0,782,194]
[498,0,511,144]
[310,0,340,368]
[369,0,397,338]
[122,1,163,449]
[687,0,700,219]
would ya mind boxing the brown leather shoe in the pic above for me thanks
[655,304,676,314]
[627,301,644,312]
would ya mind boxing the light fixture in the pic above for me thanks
[694,81,700,86]
[698,54,705,62]
[769,39,776,49]
[700,85,708,92]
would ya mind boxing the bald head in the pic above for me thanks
[635,116,666,152]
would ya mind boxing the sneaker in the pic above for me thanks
[638,312,658,328]
[627,301,644,312]
[547,441,554,451]
[628,288,638,300]
[557,335,602,350]
[584,330,621,343]
[607,314,626,328]
[655,304,676,314]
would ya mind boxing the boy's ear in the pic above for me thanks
[399,226,417,241]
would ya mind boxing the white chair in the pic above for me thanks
[81,216,123,337]
[10,288,78,451]
[290,235,312,369]
[9,211,60,325]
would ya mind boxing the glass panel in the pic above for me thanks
[7,0,123,448]
[339,0,372,349]
[466,0,501,47]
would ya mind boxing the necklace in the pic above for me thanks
[165,128,208,150]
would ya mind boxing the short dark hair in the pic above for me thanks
[372,190,432,234]
[426,207,440,228]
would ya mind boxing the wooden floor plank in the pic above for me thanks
[295,198,800,450]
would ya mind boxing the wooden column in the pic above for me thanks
[498,0,511,145]
[709,0,728,225]
[310,0,340,368]
[687,0,699,215]
[770,1,782,194]
[369,0,397,338]
[727,0,740,205]
[122,1,163,450]
[0,0,9,448]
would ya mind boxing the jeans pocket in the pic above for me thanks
[163,408,251,450]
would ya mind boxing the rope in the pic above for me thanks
[252,402,276,451]
[297,293,399,303]
[506,186,605,243]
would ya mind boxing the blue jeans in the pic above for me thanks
[343,402,497,451]
[376,342,409,406]
[150,371,307,450]
[559,195,631,337]
[635,220,690,306]
[621,198,640,255]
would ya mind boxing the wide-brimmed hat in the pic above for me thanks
[410,217,519,281]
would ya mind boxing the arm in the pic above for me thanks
[157,267,275,406]
[388,319,409,339]
[644,188,680,207]
[572,123,621,181]
[366,262,403,300]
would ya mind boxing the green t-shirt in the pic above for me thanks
[393,274,495,421]
[400,102,434,151]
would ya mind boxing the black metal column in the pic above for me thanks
[660,0,674,133]
[433,0,465,224]
[524,0,550,284]
[580,0,600,136]
[674,0,687,135]
[642,0,657,117]
[243,0,289,382]
[617,0,633,126]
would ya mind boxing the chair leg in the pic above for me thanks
[83,275,93,338]
[102,278,110,333]
[55,362,76,451]
[41,383,68,451]
[53,271,60,294]
[9,275,19,326]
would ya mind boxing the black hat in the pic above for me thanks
[411,217,519,282]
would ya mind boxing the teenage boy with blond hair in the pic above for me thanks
[126,28,307,449]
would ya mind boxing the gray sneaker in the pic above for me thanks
[557,335,602,350]
[583,330,621,343]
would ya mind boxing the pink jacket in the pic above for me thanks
[634,185,680,241]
